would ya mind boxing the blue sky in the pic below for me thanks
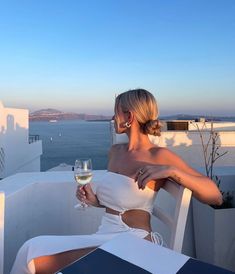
[0,0,234,116]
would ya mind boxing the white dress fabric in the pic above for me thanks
[10,171,161,274]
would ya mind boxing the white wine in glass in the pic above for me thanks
[74,158,92,209]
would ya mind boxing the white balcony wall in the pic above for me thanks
[188,122,235,131]
[159,121,235,132]
[0,171,105,274]
[152,131,235,168]
[0,101,42,178]
[1,169,234,273]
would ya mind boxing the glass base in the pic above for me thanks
[74,202,88,209]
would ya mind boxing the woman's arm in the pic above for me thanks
[136,148,222,206]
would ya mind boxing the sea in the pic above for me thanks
[29,120,111,171]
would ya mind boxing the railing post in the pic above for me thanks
[29,135,40,144]
[0,148,5,179]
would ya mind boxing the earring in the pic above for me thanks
[124,122,131,128]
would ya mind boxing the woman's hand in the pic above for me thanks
[135,165,171,190]
[76,184,100,207]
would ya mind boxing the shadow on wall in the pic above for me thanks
[157,131,233,169]
[0,114,28,178]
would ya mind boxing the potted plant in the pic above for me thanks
[191,121,235,272]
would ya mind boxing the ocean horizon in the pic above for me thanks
[29,120,111,171]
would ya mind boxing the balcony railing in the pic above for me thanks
[0,147,5,179]
[29,134,40,144]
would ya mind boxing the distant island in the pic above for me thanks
[160,114,235,122]
[29,109,112,121]
[29,109,235,122]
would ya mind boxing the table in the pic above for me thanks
[58,233,234,274]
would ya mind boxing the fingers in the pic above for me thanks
[138,175,150,190]
[84,183,92,193]
[76,185,86,201]
[135,167,144,182]
[136,165,170,190]
[136,165,164,190]
[76,184,95,203]
[136,167,150,190]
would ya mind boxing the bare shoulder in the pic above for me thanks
[151,146,200,175]
[109,143,125,152]
[150,146,174,158]
[108,144,126,157]
[151,146,187,165]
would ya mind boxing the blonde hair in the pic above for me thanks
[115,89,161,136]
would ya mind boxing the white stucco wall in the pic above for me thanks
[160,120,235,131]
[0,171,105,273]
[1,169,234,273]
[0,101,42,178]
[153,131,235,168]
[188,121,235,131]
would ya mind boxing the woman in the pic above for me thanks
[11,89,222,274]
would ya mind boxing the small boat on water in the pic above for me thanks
[49,120,58,123]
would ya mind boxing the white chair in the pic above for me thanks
[152,179,192,253]
[111,123,192,253]
[0,191,5,274]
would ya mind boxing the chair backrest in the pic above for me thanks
[111,122,192,253]
[0,191,5,274]
[152,179,192,253]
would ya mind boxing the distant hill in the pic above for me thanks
[29,109,235,122]
[29,109,112,121]
[31,108,63,116]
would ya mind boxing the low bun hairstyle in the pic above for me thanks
[142,119,161,136]
[115,89,161,136]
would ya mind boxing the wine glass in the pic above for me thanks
[74,158,92,209]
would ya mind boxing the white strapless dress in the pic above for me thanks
[10,172,161,274]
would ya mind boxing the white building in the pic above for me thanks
[0,101,42,179]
